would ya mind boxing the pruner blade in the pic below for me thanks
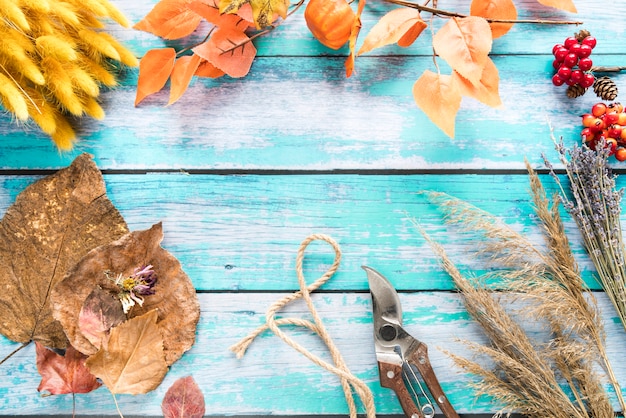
[363,266,459,418]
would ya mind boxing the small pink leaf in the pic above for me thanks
[78,287,126,351]
[162,376,206,418]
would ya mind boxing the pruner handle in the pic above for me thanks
[378,361,423,418]
[407,343,459,418]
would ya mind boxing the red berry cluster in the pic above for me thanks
[552,35,596,88]
[581,102,626,161]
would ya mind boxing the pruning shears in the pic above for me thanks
[363,266,459,418]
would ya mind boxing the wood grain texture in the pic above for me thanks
[0,173,611,291]
[0,292,624,416]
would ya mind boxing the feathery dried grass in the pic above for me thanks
[418,161,623,417]
[0,0,137,150]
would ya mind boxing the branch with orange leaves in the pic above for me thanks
[383,0,583,25]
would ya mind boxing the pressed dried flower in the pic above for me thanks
[106,265,158,314]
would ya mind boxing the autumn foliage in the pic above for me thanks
[135,0,578,136]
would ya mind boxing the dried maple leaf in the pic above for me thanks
[219,0,288,29]
[452,57,502,108]
[0,154,128,349]
[35,342,101,395]
[470,0,517,39]
[86,309,168,395]
[135,48,177,106]
[162,376,206,418]
[78,287,126,350]
[134,0,203,39]
[188,0,252,30]
[413,71,462,138]
[432,16,492,85]
[193,28,257,78]
[51,223,200,365]
[357,8,426,55]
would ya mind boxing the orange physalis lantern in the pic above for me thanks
[304,0,356,50]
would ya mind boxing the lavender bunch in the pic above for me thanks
[545,139,626,332]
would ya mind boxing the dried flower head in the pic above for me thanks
[106,265,158,314]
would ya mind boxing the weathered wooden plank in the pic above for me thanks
[0,54,616,170]
[0,292,624,415]
[0,173,614,291]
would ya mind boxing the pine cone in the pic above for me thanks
[594,76,619,100]
[575,29,591,42]
[566,84,587,98]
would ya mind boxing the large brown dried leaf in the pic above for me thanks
[162,376,206,418]
[51,223,200,365]
[0,154,128,348]
[35,342,101,395]
[86,309,168,394]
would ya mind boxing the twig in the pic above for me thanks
[0,341,31,366]
[384,0,583,25]
[592,66,626,73]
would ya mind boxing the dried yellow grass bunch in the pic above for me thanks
[418,161,625,417]
[0,0,137,150]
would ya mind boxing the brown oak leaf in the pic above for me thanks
[162,376,206,418]
[0,154,128,349]
[51,223,200,365]
[86,309,168,394]
[35,342,101,395]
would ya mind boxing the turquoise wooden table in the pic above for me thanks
[1,0,626,416]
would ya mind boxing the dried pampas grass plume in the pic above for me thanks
[0,0,137,150]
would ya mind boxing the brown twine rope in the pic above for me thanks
[229,234,376,418]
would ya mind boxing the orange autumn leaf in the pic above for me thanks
[192,28,256,78]
[432,16,492,85]
[358,8,426,55]
[536,0,576,13]
[188,0,251,30]
[413,70,462,138]
[134,0,203,40]
[344,0,365,77]
[452,57,501,108]
[135,48,177,106]
[470,0,517,39]
[195,60,226,78]
[168,54,202,105]
[36,343,101,395]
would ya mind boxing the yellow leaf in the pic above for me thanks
[219,0,289,29]
[135,48,176,106]
[168,54,202,105]
[452,57,502,108]
[358,8,426,55]
[86,310,168,395]
[412,70,462,138]
[470,0,517,39]
[432,16,492,85]
[536,0,576,13]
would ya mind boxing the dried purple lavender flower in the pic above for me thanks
[545,138,626,331]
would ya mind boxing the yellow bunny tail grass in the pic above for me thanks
[41,57,83,115]
[19,0,50,13]
[36,35,78,61]
[79,57,117,87]
[82,96,105,120]
[97,0,131,27]
[0,38,45,85]
[78,29,120,61]
[50,114,77,151]
[25,89,58,136]
[0,0,30,31]
[66,63,99,97]
[97,32,137,66]
[0,72,28,121]
[71,0,108,18]
[49,1,80,27]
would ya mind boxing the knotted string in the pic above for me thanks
[229,234,376,418]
